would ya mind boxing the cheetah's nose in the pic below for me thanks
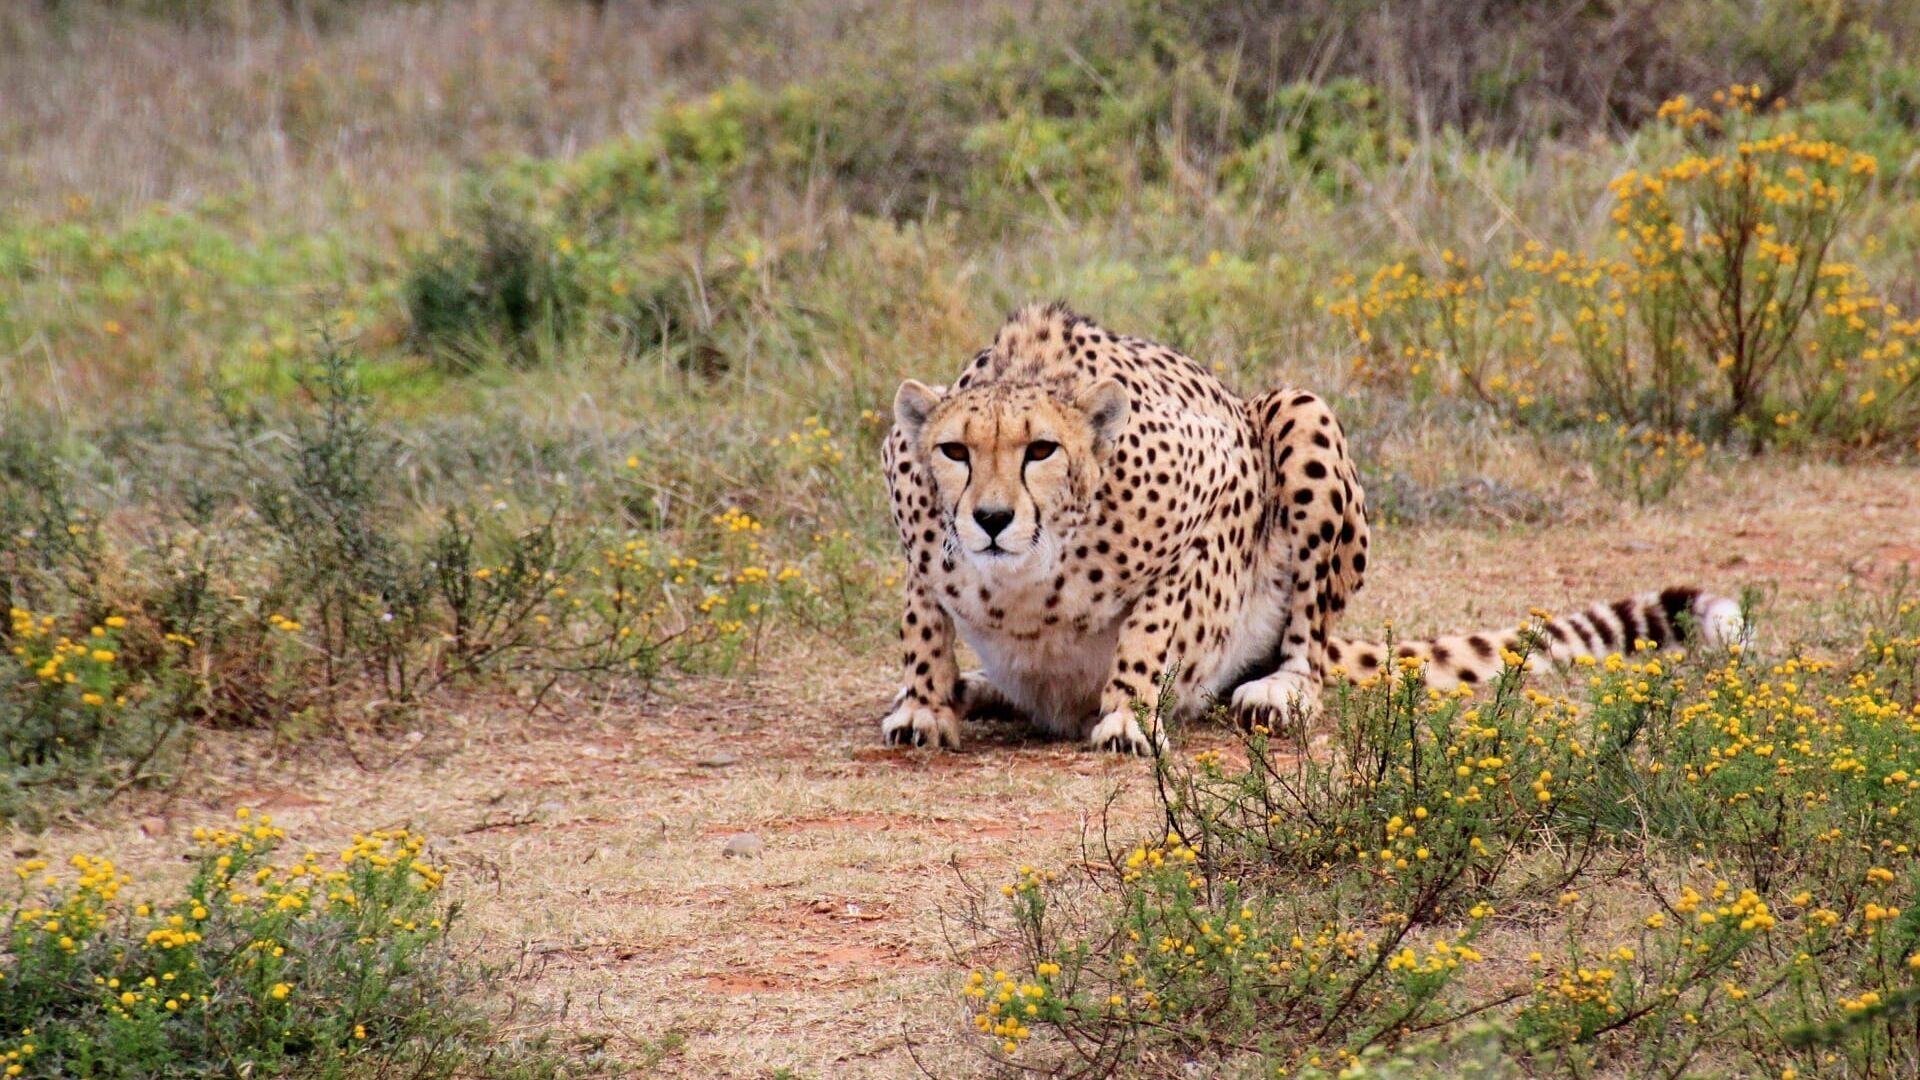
[973,507,1015,539]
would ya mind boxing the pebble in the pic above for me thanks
[696,751,741,768]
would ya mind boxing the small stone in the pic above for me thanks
[139,816,168,839]
[696,751,740,769]
[722,832,765,859]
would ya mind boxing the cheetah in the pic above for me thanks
[879,302,1745,754]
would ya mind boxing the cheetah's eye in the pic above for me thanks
[937,442,969,463]
[1025,440,1058,462]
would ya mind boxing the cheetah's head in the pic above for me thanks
[894,377,1129,569]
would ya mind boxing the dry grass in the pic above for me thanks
[0,0,1010,227]
[7,458,1912,1077]
[1352,459,1920,646]
[2,1,666,229]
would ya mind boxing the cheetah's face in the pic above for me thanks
[894,378,1128,569]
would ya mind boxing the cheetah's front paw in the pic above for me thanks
[1231,670,1321,733]
[1087,709,1164,756]
[881,699,962,750]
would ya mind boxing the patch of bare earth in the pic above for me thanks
[9,461,1916,1077]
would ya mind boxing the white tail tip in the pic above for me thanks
[1696,595,1749,648]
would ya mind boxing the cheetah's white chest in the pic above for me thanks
[955,619,1117,738]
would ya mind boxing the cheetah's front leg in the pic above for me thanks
[880,579,963,749]
[1087,575,1188,755]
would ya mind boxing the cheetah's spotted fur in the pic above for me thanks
[880,303,1744,753]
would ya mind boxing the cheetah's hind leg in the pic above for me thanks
[1229,388,1369,738]
[957,670,1029,723]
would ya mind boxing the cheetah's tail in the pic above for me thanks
[1326,586,1748,692]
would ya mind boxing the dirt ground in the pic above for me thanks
[11,461,1918,1079]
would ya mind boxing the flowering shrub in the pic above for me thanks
[1579,419,1710,506]
[221,339,847,703]
[1320,88,1919,450]
[1,812,460,1077]
[1321,252,1547,412]
[4,610,137,769]
[0,599,197,828]
[1620,87,1877,419]
[961,593,1920,1076]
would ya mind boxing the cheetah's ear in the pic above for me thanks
[894,379,943,439]
[1076,378,1130,447]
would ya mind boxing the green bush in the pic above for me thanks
[2,815,453,1076]
[405,211,582,370]
[1,811,613,1078]
[401,81,782,369]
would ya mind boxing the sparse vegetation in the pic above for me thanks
[3,0,1919,1075]
[2,337,854,824]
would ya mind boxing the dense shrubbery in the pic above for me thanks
[961,594,1920,1075]
[391,23,1916,460]
[1147,0,1920,139]
[398,29,1406,368]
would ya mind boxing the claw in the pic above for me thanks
[1086,709,1163,756]
[879,699,962,750]
[1231,671,1320,734]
